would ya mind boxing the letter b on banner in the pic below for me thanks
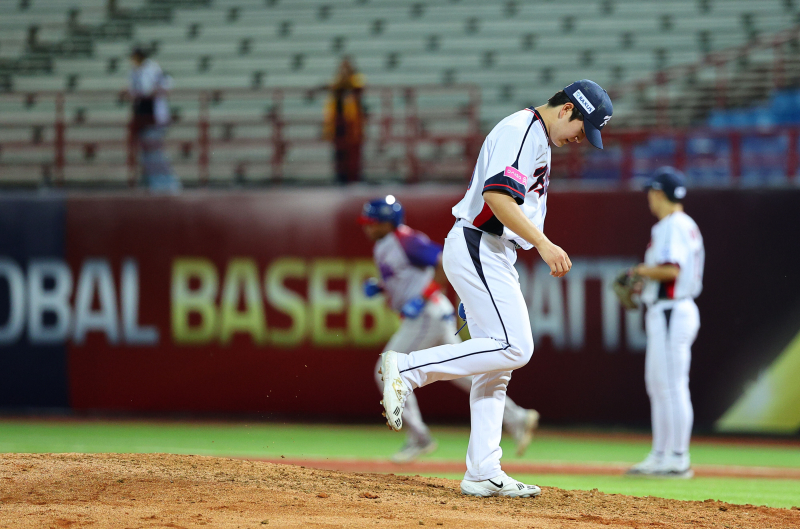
[172,258,219,344]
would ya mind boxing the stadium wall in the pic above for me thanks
[1,188,799,432]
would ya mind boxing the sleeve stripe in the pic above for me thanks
[483,183,525,197]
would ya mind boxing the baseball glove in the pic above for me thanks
[613,268,643,310]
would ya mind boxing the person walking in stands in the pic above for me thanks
[129,47,180,192]
[323,56,366,184]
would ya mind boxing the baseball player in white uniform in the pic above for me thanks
[359,196,540,464]
[378,80,613,498]
[626,167,704,479]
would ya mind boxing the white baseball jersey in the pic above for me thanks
[641,211,705,306]
[452,107,551,250]
[373,225,441,312]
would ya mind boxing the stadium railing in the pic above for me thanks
[3,84,800,187]
[0,83,481,187]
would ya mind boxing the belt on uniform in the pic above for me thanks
[454,219,522,249]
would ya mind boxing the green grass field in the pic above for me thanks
[2,419,799,508]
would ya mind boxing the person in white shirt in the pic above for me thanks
[378,80,613,498]
[626,167,704,479]
[129,47,179,192]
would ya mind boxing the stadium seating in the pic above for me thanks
[1,0,799,185]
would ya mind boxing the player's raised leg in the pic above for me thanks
[396,228,535,390]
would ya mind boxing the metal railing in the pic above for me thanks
[0,84,482,186]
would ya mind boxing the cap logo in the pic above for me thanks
[674,186,687,199]
[601,115,612,128]
[572,89,595,114]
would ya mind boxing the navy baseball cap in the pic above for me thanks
[564,80,613,149]
[645,166,687,202]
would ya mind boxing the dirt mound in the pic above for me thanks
[1,453,798,528]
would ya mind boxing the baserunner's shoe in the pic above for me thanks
[460,472,541,498]
[509,409,540,457]
[625,451,664,476]
[655,453,694,479]
[379,350,408,431]
[390,438,438,464]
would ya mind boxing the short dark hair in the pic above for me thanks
[548,90,584,121]
[130,47,148,60]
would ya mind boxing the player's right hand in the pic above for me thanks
[363,277,383,297]
[457,302,466,320]
[536,240,572,278]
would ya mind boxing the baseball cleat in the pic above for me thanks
[655,453,693,479]
[625,452,664,476]
[390,438,438,464]
[460,472,541,498]
[379,350,408,431]
[510,409,540,457]
[657,467,694,479]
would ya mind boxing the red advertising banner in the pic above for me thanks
[7,187,792,428]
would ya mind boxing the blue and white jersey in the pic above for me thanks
[452,107,551,250]
[641,211,705,306]
[374,225,441,312]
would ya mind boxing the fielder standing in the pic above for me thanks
[379,80,613,498]
[359,196,540,463]
[626,167,704,478]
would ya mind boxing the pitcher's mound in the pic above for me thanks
[1,453,797,528]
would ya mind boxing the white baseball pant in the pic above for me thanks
[374,292,532,445]
[396,225,534,481]
[645,299,700,457]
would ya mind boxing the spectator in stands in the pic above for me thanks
[323,57,366,184]
[128,47,180,192]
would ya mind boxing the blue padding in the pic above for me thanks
[0,194,69,409]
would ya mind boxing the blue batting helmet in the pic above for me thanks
[358,195,404,227]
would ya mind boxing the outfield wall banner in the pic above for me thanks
[1,188,799,431]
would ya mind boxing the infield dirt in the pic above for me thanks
[1,453,799,528]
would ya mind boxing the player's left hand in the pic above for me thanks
[457,302,466,320]
[536,239,572,278]
[401,296,426,319]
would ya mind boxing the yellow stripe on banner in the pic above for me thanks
[716,328,800,433]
